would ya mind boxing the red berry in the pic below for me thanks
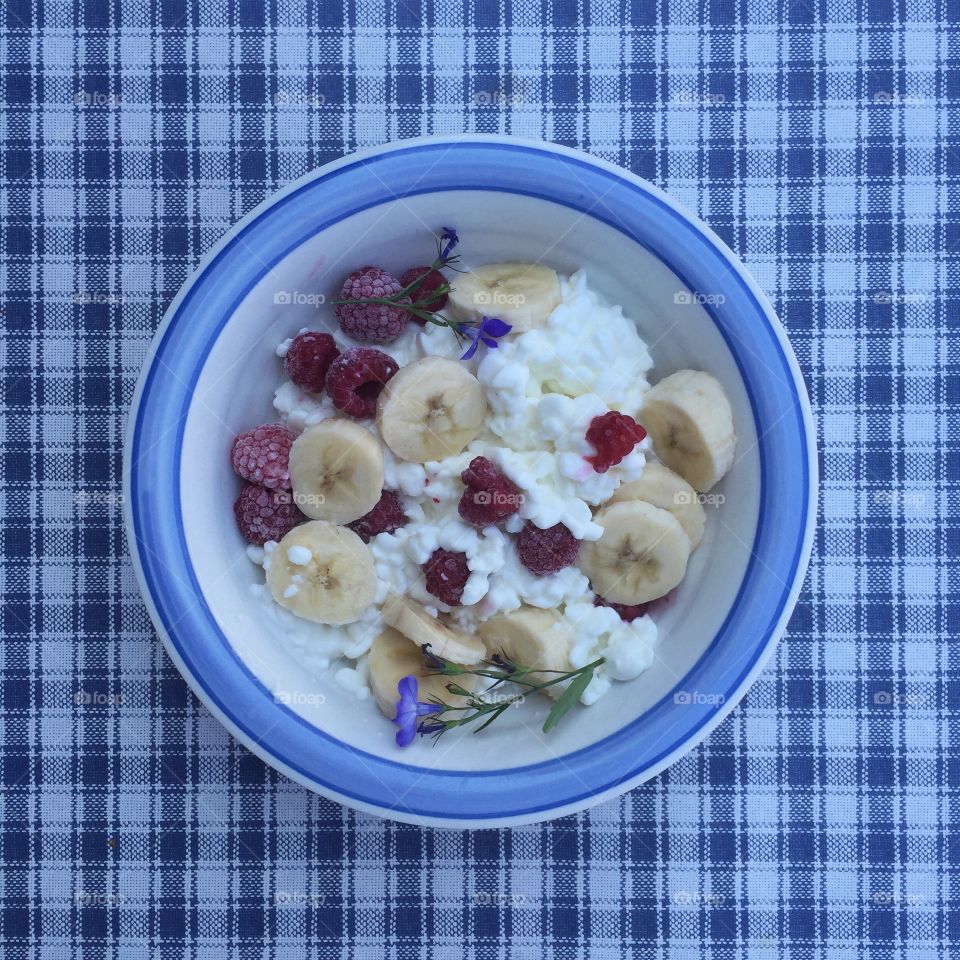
[400,266,448,319]
[325,347,399,419]
[231,424,295,490]
[423,548,470,606]
[458,456,523,527]
[234,483,303,545]
[593,595,649,623]
[336,266,409,342]
[283,331,339,392]
[585,411,647,473]
[517,522,581,575]
[348,490,407,542]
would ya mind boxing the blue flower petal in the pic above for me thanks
[395,674,418,708]
[392,675,420,746]
[395,722,416,747]
[440,227,459,259]
[480,316,513,338]
[392,674,445,746]
[458,314,512,361]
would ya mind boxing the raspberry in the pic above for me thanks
[593,595,650,623]
[325,347,399,419]
[336,266,409,342]
[283,331,339,392]
[585,411,647,473]
[233,483,303,545]
[423,548,470,606]
[458,456,523,527]
[517,522,581,575]
[400,266,448,319]
[348,490,407,542]
[231,423,295,490]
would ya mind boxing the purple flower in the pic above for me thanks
[460,316,513,360]
[420,644,446,670]
[418,719,446,737]
[393,675,442,747]
[439,226,459,260]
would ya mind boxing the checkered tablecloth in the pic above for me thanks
[2,0,956,956]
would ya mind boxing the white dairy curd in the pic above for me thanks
[286,545,312,565]
[568,604,658,705]
[257,271,659,709]
[476,271,653,439]
[273,379,335,434]
[478,552,592,620]
[367,506,508,611]
[250,544,381,695]
[250,581,381,685]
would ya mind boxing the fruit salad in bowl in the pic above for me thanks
[229,228,739,747]
[125,136,815,826]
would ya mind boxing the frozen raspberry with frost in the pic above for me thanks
[231,424,295,490]
[458,457,523,527]
[517,522,581,575]
[423,548,470,606]
[233,483,303,545]
[325,347,399,418]
[336,266,409,342]
[593,595,649,623]
[283,331,339,392]
[348,490,407,542]
[585,411,647,473]
[400,266,448,319]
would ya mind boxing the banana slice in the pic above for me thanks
[610,461,706,549]
[367,626,477,719]
[578,500,691,605]
[477,607,574,700]
[377,357,487,462]
[447,263,562,333]
[640,370,736,492]
[288,419,384,523]
[381,593,486,665]
[266,521,377,625]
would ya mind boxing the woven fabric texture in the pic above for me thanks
[1,0,956,956]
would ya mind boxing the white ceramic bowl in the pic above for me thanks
[124,136,817,827]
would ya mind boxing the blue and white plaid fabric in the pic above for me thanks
[2,0,956,955]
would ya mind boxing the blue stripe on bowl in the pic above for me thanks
[126,139,813,822]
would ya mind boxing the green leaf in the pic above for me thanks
[542,667,597,734]
[472,704,509,734]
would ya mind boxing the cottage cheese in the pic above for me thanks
[256,271,659,706]
[477,271,652,442]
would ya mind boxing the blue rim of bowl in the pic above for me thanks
[126,138,814,823]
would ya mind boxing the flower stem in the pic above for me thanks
[330,231,461,330]
[418,655,606,741]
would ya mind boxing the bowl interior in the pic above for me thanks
[180,189,760,770]
[127,138,812,823]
